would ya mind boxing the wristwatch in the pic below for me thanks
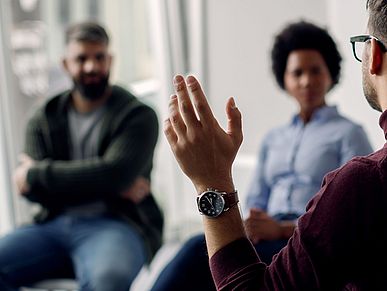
[197,189,239,218]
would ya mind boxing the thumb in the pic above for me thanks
[226,97,243,145]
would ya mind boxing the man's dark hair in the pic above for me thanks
[367,0,387,44]
[65,21,109,45]
[271,21,342,90]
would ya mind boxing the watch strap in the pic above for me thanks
[222,190,239,211]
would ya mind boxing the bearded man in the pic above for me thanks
[0,22,163,291]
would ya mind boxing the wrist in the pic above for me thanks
[197,188,239,218]
[193,175,235,195]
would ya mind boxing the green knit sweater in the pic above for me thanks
[24,85,163,261]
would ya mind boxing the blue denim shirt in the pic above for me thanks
[245,106,373,217]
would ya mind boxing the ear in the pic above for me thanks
[369,38,383,75]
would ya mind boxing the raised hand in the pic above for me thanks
[164,75,243,194]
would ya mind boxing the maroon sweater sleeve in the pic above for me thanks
[210,238,266,290]
[209,156,383,290]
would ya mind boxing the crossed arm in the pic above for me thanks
[13,104,158,205]
[14,154,151,204]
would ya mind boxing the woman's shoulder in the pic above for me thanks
[323,106,360,126]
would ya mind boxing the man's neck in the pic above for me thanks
[72,86,112,113]
[377,60,387,112]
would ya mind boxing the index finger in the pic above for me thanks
[186,75,215,123]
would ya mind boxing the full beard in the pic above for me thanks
[73,73,110,101]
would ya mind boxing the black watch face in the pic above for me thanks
[198,191,225,217]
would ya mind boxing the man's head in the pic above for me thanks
[62,22,112,101]
[361,0,387,112]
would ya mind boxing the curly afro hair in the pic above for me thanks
[271,21,342,91]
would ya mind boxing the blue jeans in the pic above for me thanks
[151,234,216,291]
[0,214,146,291]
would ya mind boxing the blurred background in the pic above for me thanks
[0,0,383,252]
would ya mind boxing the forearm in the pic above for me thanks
[27,121,157,200]
[27,155,151,198]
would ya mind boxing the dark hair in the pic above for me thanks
[65,21,109,45]
[367,0,387,44]
[271,21,342,90]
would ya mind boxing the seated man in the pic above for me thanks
[151,21,372,291]
[0,22,163,291]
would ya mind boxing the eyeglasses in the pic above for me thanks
[350,34,387,62]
